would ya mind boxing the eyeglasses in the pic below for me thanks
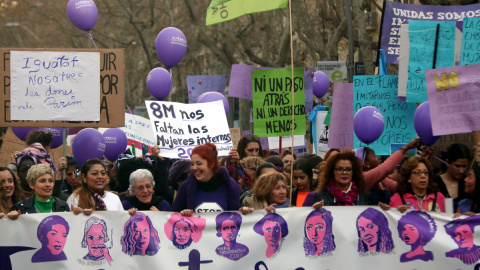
[134,184,153,191]
[334,167,353,174]
[411,170,429,176]
[246,148,260,153]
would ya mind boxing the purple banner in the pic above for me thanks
[328,82,354,149]
[304,68,314,114]
[228,64,259,100]
[381,1,480,63]
[186,75,228,103]
[426,64,480,135]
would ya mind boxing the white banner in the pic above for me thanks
[0,207,477,269]
[10,51,100,121]
[315,111,330,158]
[145,100,233,159]
[267,135,305,150]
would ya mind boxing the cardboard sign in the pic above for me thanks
[145,100,233,159]
[0,48,125,127]
[229,127,241,149]
[252,68,306,137]
[426,64,480,135]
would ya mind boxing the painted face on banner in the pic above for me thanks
[86,224,106,257]
[221,219,238,243]
[454,224,474,250]
[401,224,420,246]
[174,221,192,245]
[134,219,150,253]
[263,221,282,247]
[357,217,379,249]
[46,224,68,255]
[305,215,326,246]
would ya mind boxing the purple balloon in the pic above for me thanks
[414,101,441,145]
[313,71,330,98]
[103,128,128,161]
[67,0,98,32]
[155,27,187,68]
[11,127,38,141]
[197,92,229,116]
[146,67,172,100]
[39,127,69,149]
[354,106,385,144]
[72,128,105,167]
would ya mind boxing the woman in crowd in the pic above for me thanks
[455,166,480,216]
[173,143,241,215]
[226,134,264,191]
[122,169,171,215]
[56,156,81,198]
[240,156,266,191]
[0,167,24,219]
[279,149,296,167]
[265,155,285,172]
[67,159,123,214]
[292,159,316,207]
[434,143,470,207]
[304,150,372,207]
[241,171,289,211]
[14,164,70,214]
[388,157,445,212]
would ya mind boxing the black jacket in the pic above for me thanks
[13,196,70,214]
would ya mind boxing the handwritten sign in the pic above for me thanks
[145,100,233,159]
[205,0,288,26]
[186,75,227,103]
[380,1,480,63]
[10,51,99,121]
[406,20,456,103]
[426,64,480,135]
[0,48,125,127]
[353,75,417,155]
[328,82,354,150]
[460,17,480,65]
[252,68,305,137]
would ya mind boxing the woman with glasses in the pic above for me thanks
[304,149,373,207]
[122,169,171,215]
[67,159,123,215]
[388,157,445,212]
[226,134,264,192]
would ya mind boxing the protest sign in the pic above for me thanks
[186,75,228,103]
[0,207,474,270]
[227,64,259,100]
[252,68,305,137]
[406,20,456,103]
[460,17,480,65]
[267,135,305,150]
[315,61,348,83]
[0,48,125,127]
[304,68,314,114]
[354,75,417,155]
[426,64,480,136]
[315,110,330,158]
[206,0,287,25]
[145,100,233,159]
[229,127,241,149]
[10,51,100,121]
[380,1,480,63]
[328,82,354,149]
[398,24,409,98]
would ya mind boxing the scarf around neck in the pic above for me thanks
[327,180,359,206]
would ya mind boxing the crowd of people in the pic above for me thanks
[1,130,479,224]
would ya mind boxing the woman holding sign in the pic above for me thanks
[173,143,241,215]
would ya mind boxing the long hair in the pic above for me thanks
[317,150,364,192]
[467,166,480,213]
[303,209,335,256]
[237,134,263,159]
[293,158,315,191]
[170,218,196,250]
[356,208,394,253]
[73,159,106,209]
[396,157,437,195]
[191,142,220,174]
[0,167,25,213]
[121,212,160,256]
[253,172,287,204]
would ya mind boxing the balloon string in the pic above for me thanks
[125,102,138,126]
[87,32,98,48]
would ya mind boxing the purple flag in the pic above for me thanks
[228,64,259,100]
[187,75,228,103]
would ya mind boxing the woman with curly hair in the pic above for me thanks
[388,157,445,213]
[304,149,373,207]
[121,212,160,256]
[241,171,290,211]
